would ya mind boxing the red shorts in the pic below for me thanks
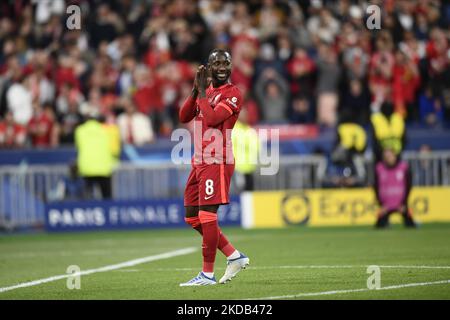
[184,163,235,206]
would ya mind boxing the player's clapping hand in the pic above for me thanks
[197,65,208,95]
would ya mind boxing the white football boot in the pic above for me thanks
[219,252,250,284]
[179,272,217,287]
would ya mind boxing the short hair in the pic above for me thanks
[208,49,232,63]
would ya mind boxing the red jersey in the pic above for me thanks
[28,112,54,147]
[181,83,242,166]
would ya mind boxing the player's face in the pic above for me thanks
[208,52,232,86]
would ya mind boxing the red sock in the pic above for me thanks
[218,229,236,257]
[198,210,219,273]
[184,217,236,257]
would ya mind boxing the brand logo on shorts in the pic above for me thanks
[204,195,215,200]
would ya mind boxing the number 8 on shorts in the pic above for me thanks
[205,179,214,196]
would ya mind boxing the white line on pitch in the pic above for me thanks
[246,279,450,300]
[149,265,450,272]
[0,247,197,294]
[258,265,450,269]
[245,280,450,300]
[373,265,450,269]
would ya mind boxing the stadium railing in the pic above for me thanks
[0,165,68,229]
[0,151,449,230]
[403,151,450,186]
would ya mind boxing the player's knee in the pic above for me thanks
[185,216,201,228]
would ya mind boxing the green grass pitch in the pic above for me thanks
[1,224,449,299]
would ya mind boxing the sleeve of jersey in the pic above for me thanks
[198,97,236,127]
[179,95,197,123]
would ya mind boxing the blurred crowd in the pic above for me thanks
[0,0,449,149]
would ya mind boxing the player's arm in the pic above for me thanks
[179,89,198,123]
[197,98,233,127]
[179,66,203,123]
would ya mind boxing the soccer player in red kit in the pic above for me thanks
[178,49,249,286]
